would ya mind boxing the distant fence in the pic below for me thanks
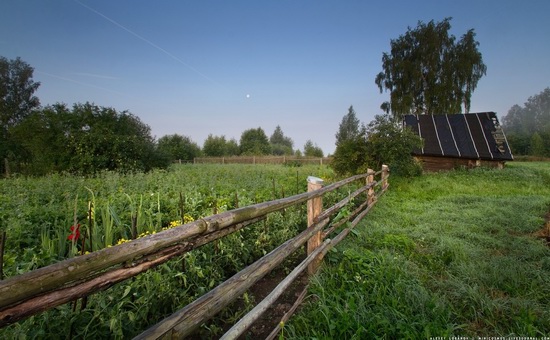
[0,165,388,339]
[190,156,332,165]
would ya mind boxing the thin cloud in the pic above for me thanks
[74,0,224,88]
[36,70,127,97]
[71,72,120,80]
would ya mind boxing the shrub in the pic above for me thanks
[331,114,422,177]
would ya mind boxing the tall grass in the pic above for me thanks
[286,162,550,338]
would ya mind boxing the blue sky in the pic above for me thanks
[1,1,549,155]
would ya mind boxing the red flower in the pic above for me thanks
[68,224,81,241]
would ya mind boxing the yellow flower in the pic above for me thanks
[169,215,195,228]
[116,238,130,245]
[184,214,194,223]
[169,220,181,227]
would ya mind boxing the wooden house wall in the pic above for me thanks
[415,156,505,172]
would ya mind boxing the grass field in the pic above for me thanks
[1,162,549,338]
[285,162,550,338]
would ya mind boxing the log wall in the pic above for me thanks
[415,156,506,172]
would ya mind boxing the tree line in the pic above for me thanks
[3,17,497,177]
[501,88,550,157]
[0,56,324,176]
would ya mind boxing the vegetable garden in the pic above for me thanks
[0,164,371,338]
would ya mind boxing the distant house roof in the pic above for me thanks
[403,112,513,161]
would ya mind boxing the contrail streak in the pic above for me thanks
[74,0,223,87]
[37,71,127,97]
[72,72,120,80]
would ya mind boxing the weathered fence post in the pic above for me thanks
[307,176,324,275]
[382,165,389,190]
[367,168,375,205]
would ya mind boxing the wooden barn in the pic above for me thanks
[403,112,513,172]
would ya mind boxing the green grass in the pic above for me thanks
[285,162,550,338]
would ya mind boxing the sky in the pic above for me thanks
[1,1,549,155]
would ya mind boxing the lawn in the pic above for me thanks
[285,162,550,338]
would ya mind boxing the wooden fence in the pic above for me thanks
[0,165,389,339]
[192,156,332,165]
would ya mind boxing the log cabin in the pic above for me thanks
[403,112,513,172]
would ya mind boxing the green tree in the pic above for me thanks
[203,134,228,157]
[0,56,40,128]
[502,88,550,155]
[0,56,41,176]
[10,103,163,175]
[269,125,294,155]
[529,132,545,157]
[240,127,271,155]
[365,114,423,176]
[10,104,71,175]
[335,106,361,146]
[225,138,240,156]
[61,103,158,174]
[331,114,422,177]
[157,134,201,162]
[331,128,368,176]
[505,133,530,156]
[303,140,324,157]
[332,106,368,175]
[375,18,486,118]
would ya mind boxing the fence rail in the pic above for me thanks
[192,156,332,165]
[0,165,389,339]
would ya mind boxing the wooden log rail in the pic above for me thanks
[193,156,332,165]
[0,165,389,335]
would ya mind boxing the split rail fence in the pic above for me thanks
[191,156,332,165]
[0,165,389,339]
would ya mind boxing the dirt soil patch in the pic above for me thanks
[239,269,309,339]
[188,261,311,340]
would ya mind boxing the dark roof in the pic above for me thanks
[403,112,513,161]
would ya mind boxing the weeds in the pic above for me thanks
[286,162,550,338]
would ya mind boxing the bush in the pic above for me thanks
[331,134,369,176]
[331,114,422,177]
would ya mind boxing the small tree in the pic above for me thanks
[332,105,367,175]
[240,127,271,155]
[1,56,41,176]
[331,129,368,176]
[335,106,361,146]
[63,103,158,174]
[331,114,422,177]
[303,140,324,157]
[269,125,294,155]
[365,114,423,177]
[203,134,228,157]
[0,56,41,128]
[226,138,240,156]
[157,134,201,162]
[529,132,545,157]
